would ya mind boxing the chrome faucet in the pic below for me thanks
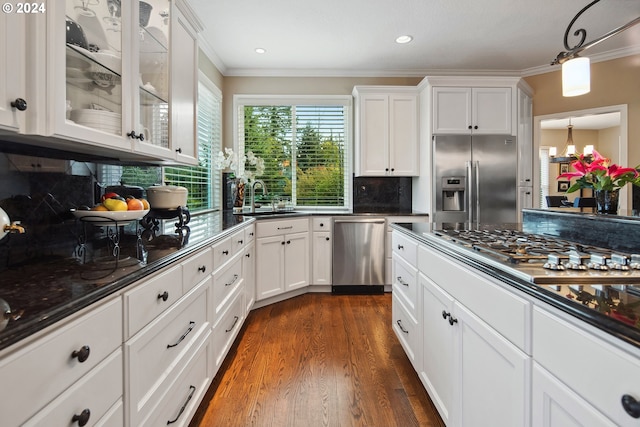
[250,180,267,213]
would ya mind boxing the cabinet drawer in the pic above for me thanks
[0,297,122,427]
[141,330,213,427]
[256,218,309,238]
[533,307,640,426]
[212,254,243,322]
[418,244,530,352]
[126,281,210,426]
[24,349,123,427]
[182,247,213,293]
[244,223,256,244]
[393,253,418,316]
[212,290,245,368]
[312,217,332,232]
[212,236,233,270]
[393,231,418,265]
[231,229,246,255]
[392,293,419,367]
[125,265,183,339]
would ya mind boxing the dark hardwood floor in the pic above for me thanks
[190,293,445,427]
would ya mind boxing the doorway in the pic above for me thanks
[533,105,629,211]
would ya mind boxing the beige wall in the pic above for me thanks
[198,49,224,90]
[524,54,640,168]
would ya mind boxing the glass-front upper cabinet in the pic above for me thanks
[61,0,131,151]
[137,0,170,153]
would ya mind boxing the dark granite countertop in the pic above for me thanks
[391,221,640,349]
[0,211,252,351]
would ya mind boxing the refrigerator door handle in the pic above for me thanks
[475,161,480,222]
[466,161,473,223]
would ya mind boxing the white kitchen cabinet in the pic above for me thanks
[0,11,26,132]
[392,292,420,367]
[16,0,200,164]
[353,86,419,176]
[432,86,512,135]
[419,272,454,426]
[0,296,123,427]
[255,218,310,300]
[454,300,530,427]
[533,306,640,426]
[517,88,533,186]
[311,218,332,286]
[532,362,616,427]
[243,242,256,313]
[7,154,68,173]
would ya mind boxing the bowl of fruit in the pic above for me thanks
[71,192,150,225]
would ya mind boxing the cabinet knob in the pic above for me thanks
[397,244,404,250]
[198,265,206,273]
[622,394,640,418]
[442,310,450,320]
[474,125,478,130]
[286,240,291,244]
[526,192,531,195]
[319,223,324,227]
[449,316,458,326]
[468,125,472,130]
[71,345,91,363]
[175,147,182,153]
[385,168,389,172]
[238,239,243,244]
[127,130,144,140]
[157,291,169,301]
[391,168,395,172]
[10,98,27,111]
[72,408,91,426]
[246,253,251,258]
[326,237,330,241]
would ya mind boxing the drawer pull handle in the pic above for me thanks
[222,250,229,255]
[442,310,450,320]
[72,408,91,426]
[158,291,169,302]
[397,244,404,250]
[71,345,90,363]
[225,315,240,333]
[449,316,458,326]
[225,274,239,287]
[167,385,196,425]
[622,394,640,418]
[198,265,206,273]
[277,226,293,230]
[167,321,195,348]
[396,319,409,334]
[397,276,408,286]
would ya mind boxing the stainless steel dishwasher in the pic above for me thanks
[332,217,386,294]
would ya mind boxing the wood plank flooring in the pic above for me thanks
[190,293,445,427]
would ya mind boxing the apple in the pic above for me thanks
[101,192,120,202]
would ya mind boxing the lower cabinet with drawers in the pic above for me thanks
[0,221,256,427]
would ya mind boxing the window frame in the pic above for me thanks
[233,94,352,211]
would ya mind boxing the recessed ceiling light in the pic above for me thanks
[395,35,413,44]
[255,48,266,54]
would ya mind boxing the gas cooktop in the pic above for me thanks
[431,228,640,285]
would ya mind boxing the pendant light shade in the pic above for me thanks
[562,57,591,97]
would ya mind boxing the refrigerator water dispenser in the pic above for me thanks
[442,177,465,211]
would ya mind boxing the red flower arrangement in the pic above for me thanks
[557,149,640,192]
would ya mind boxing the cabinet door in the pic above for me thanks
[255,235,285,300]
[517,88,533,186]
[420,272,454,426]
[0,11,26,132]
[518,186,533,221]
[356,94,389,176]
[389,94,419,176]
[432,87,472,134]
[312,231,332,285]
[243,242,256,312]
[532,362,616,427]
[454,301,530,427]
[472,87,512,134]
[284,232,309,291]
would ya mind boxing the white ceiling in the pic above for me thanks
[190,0,640,77]
[540,112,621,130]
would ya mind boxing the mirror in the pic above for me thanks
[533,105,629,212]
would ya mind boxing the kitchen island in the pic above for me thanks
[390,210,640,427]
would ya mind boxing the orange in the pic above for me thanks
[139,198,150,210]
[126,198,144,211]
[91,204,108,211]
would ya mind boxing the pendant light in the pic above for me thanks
[565,119,576,156]
[562,56,590,97]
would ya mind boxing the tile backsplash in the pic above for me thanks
[352,175,412,213]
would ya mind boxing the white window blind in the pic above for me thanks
[236,96,351,208]
[164,75,222,212]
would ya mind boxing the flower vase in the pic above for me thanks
[232,178,245,213]
[594,189,619,215]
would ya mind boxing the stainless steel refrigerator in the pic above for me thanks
[433,134,517,224]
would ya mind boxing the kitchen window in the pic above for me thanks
[98,73,221,213]
[235,95,351,209]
